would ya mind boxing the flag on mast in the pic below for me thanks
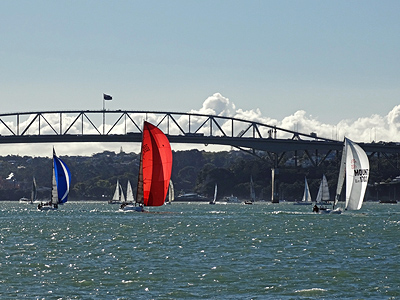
[103,93,112,100]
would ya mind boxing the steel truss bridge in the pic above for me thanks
[0,110,399,169]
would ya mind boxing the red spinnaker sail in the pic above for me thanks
[136,121,173,206]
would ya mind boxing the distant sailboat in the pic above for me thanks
[315,174,330,204]
[122,121,173,212]
[20,177,37,204]
[295,177,312,205]
[245,176,255,204]
[38,148,71,210]
[209,183,217,204]
[109,179,125,204]
[314,138,369,214]
[31,177,38,203]
[120,180,137,210]
[165,180,175,205]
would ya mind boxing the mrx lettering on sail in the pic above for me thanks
[354,169,369,183]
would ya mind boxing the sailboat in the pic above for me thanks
[245,176,255,204]
[314,137,369,214]
[209,183,217,204]
[109,179,125,204]
[20,177,37,204]
[165,180,175,205]
[38,148,71,210]
[119,180,137,210]
[31,177,38,203]
[123,121,173,212]
[294,177,312,205]
[315,174,330,205]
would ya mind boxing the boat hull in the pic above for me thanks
[19,198,33,204]
[37,204,58,211]
[119,205,144,212]
[316,208,342,214]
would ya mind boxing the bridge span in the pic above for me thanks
[0,110,399,159]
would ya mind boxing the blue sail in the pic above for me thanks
[53,154,71,204]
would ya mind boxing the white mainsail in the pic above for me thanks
[345,138,370,210]
[112,180,121,202]
[302,177,312,202]
[120,183,125,203]
[51,160,58,205]
[334,142,347,208]
[126,180,134,203]
[315,174,330,203]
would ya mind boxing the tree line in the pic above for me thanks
[0,148,398,201]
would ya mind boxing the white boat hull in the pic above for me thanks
[119,205,144,212]
[38,204,58,211]
[19,199,33,204]
[317,207,342,214]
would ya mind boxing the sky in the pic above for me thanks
[0,0,399,156]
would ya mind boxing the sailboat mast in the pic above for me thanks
[135,124,146,206]
[334,139,347,209]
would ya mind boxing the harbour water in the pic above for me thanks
[1,201,399,299]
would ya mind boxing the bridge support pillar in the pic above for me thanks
[271,168,279,203]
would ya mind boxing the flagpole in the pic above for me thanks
[103,95,105,135]
[102,93,112,135]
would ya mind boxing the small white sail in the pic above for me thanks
[119,182,125,203]
[168,180,175,203]
[250,176,256,202]
[316,175,330,203]
[112,179,120,202]
[210,183,217,204]
[31,177,37,203]
[345,138,370,210]
[126,180,134,202]
[334,143,347,207]
[302,177,312,202]
[51,160,58,205]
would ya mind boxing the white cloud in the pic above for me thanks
[191,93,236,116]
[0,93,399,156]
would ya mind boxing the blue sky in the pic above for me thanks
[0,1,399,155]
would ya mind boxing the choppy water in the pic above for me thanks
[1,201,399,299]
